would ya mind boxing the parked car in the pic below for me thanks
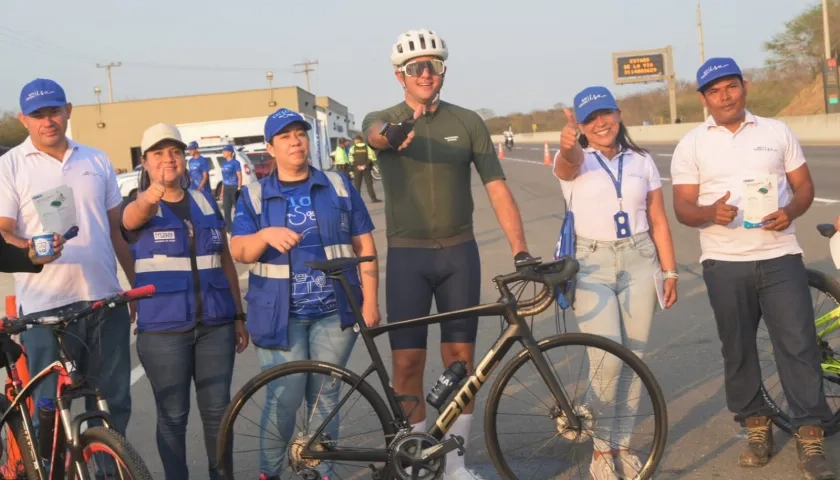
[116,145,258,200]
[240,143,274,179]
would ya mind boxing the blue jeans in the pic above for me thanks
[20,300,132,434]
[572,233,659,452]
[255,313,358,477]
[136,323,236,480]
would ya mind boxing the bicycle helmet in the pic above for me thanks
[391,29,449,68]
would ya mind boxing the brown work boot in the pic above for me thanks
[795,425,836,480]
[738,416,774,467]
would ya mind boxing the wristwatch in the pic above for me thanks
[234,312,246,322]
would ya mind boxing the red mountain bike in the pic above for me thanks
[0,286,156,480]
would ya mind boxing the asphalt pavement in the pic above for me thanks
[1,144,840,478]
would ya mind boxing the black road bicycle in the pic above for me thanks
[0,286,156,480]
[216,256,668,479]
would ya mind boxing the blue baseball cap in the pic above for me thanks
[222,144,235,153]
[573,86,619,123]
[187,141,199,150]
[264,108,311,142]
[697,57,742,91]
[19,78,67,116]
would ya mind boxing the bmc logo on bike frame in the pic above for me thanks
[434,349,502,433]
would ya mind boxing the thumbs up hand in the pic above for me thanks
[711,191,738,226]
[559,109,584,166]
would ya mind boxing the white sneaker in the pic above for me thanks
[590,454,620,480]
[444,467,487,479]
[615,451,643,480]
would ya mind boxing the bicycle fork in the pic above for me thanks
[521,334,583,431]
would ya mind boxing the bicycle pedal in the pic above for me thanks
[419,435,465,461]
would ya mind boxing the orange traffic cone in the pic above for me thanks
[543,142,552,165]
[498,142,505,159]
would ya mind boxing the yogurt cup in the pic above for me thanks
[32,232,55,258]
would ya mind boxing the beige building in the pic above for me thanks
[67,86,347,172]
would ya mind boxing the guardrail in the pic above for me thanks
[490,113,840,146]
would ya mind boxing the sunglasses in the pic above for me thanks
[399,59,446,77]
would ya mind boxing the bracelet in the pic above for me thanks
[663,269,679,280]
[234,312,246,322]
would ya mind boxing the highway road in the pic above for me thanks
[1,144,840,478]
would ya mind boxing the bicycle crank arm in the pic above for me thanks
[419,435,465,461]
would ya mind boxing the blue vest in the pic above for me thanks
[133,189,237,333]
[240,169,362,349]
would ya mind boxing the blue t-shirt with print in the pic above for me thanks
[282,178,338,317]
[188,156,211,193]
[231,171,376,319]
[221,159,242,187]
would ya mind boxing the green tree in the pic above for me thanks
[764,0,840,75]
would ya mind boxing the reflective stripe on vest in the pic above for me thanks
[136,254,222,273]
[249,262,290,279]
[324,243,353,260]
[153,189,216,217]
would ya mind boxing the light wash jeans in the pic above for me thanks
[255,313,358,478]
[572,232,659,452]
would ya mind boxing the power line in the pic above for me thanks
[96,62,121,103]
[293,59,319,92]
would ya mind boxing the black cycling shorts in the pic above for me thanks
[385,240,481,350]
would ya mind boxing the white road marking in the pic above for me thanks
[130,365,145,386]
[815,197,840,204]
[657,153,672,157]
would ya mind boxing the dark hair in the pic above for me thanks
[577,122,649,156]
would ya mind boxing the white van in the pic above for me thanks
[116,145,259,200]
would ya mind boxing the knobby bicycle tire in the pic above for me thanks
[215,360,398,480]
[484,332,669,480]
[0,396,39,480]
[762,268,840,437]
[70,427,153,480]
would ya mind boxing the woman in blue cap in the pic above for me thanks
[230,108,380,480]
[553,86,678,479]
[121,122,249,480]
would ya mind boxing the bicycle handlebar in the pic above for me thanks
[0,285,156,335]
[493,256,580,317]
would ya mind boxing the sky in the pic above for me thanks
[0,0,816,125]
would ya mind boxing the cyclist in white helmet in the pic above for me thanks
[362,29,531,480]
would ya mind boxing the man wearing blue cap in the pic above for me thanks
[219,144,242,232]
[672,58,834,479]
[228,108,379,480]
[0,78,136,455]
[187,140,212,195]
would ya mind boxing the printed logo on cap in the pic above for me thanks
[270,109,299,120]
[701,63,731,80]
[25,90,56,102]
[578,94,607,108]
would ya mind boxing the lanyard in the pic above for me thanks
[594,151,625,210]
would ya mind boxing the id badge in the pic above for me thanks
[614,211,631,238]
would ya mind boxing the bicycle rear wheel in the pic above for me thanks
[485,332,668,480]
[215,360,397,480]
[760,268,840,436]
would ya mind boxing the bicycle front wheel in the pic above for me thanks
[485,332,668,480]
[216,360,397,480]
[70,426,153,480]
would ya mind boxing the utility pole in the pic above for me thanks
[293,59,319,92]
[665,45,678,124]
[824,0,833,60]
[96,62,122,103]
[697,3,708,119]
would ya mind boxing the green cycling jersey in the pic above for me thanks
[362,101,506,244]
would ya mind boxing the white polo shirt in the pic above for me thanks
[554,147,663,241]
[670,111,805,263]
[0,137,123,314]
